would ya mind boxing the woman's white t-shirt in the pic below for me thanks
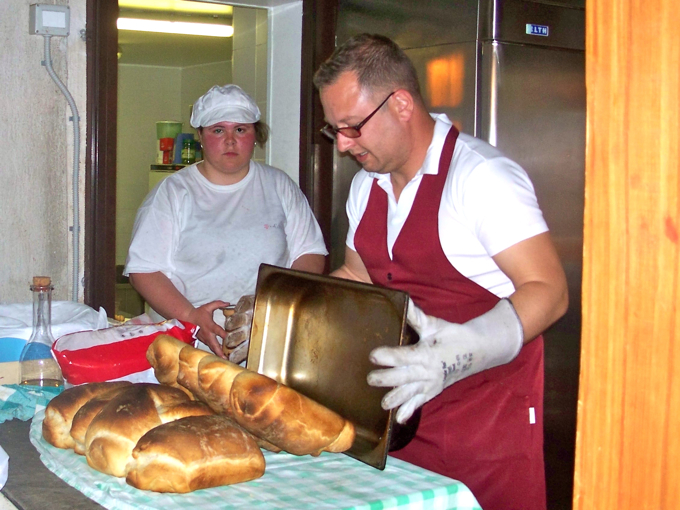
[125,161,327,320]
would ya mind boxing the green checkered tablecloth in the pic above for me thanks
[29,409,481,510]
[0,384,62,423]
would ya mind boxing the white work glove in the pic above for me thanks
[223,294,255,364]
[367,298,524,424]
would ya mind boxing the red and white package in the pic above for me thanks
[53,319,197,385]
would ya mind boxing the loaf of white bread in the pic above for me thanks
[43,381,266,492]
[70,385,137,455]
[148,337,356,457]
[83,383,213,477]
[126,414,265,493]
[43,381,132,450]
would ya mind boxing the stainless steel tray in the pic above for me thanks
[246,264,413,470]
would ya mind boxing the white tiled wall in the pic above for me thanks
[232,6,269,163]
[116,65,182,266]
[267,2,303,182]
[180,60,233,138]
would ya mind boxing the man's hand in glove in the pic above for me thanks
[367,299,524,424]
[223,294,255,364]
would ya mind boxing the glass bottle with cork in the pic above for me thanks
[19,276,64,387]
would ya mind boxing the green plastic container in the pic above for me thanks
[156,121,183,139]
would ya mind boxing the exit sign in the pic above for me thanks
[526,23,549,36]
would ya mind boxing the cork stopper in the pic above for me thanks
[32,276,51,287]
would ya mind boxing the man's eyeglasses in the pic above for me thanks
[321,92,395,140]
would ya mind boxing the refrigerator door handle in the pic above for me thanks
[481,41,501,147]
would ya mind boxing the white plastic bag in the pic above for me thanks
[53,319,197,385]
[0,302,109,362]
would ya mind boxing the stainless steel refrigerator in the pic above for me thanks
[333,1,585,508]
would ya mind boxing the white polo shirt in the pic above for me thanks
[346,114,548,298]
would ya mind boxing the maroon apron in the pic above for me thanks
[354,126,546,510]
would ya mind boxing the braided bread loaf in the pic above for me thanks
[147,338,356,457]
[229,370,356,456]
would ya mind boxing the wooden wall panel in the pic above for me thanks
[575,0,680,508]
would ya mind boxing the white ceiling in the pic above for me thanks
[117,29,234,67]
[118,0,253,67]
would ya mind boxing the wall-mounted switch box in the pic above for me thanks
[29,4,70,36]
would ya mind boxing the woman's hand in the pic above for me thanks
[187,300,230,357]
[128,272,229,357]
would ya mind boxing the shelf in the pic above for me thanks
[150,164,187,171]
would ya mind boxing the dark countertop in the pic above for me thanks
[0,419,103,510]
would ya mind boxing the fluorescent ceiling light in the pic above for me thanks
[118,0,232,15]
[117,18,233,37]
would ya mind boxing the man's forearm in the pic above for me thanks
[508,281,568,343]
[330,247,373,283]
[330,264,357,280]
[492,232,569,343]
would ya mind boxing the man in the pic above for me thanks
[313,34,568,510]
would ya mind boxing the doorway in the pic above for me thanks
[85,0,336,320]
[113,1,259,320]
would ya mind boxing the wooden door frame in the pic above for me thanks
[84,0,337,312]
[299,0,337,270]
[84,0,118,315]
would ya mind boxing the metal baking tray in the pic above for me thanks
[246,264,414,470]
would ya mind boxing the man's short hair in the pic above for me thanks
[313,33,421,101]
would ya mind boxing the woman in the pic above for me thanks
[125,84,327,361]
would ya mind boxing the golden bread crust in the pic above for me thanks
[126,415,265,493]
[42,381,132,449]
[197,355,245,416]
[84,383,212,477]
[70,385,134,455]
[176,344,212,398]
[230,371,355,456]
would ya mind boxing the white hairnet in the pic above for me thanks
[190,84,261,128]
